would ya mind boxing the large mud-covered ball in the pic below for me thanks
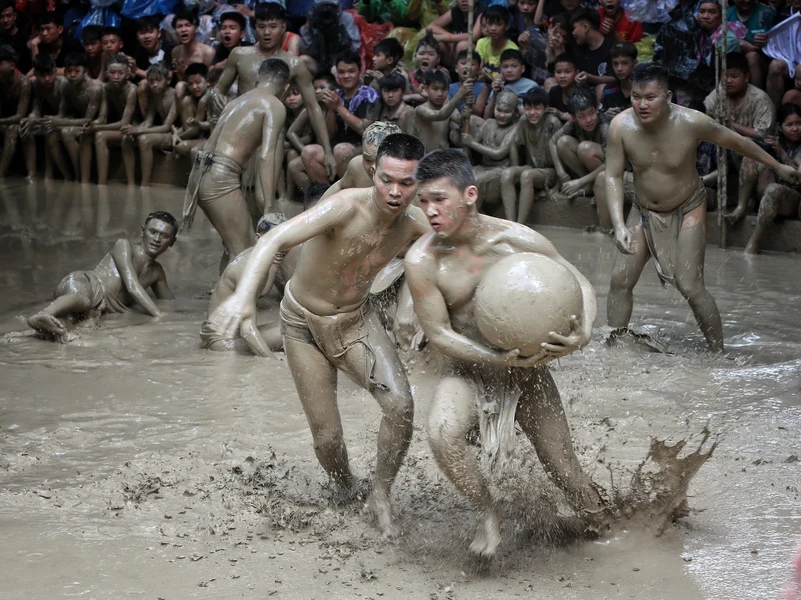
[474,253,584,356]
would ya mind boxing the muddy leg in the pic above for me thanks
[23,134,37,178]
[79,134,93,183]
[428,376,500,556]
[138,133,171,187]
[556,135,587,178]
[745,183,801,254]
[673,204,723,352]
[500,166,525,222]
[517,168,550,224]
[607,207,650,329]
[283,335,353,489]
[27,275,96,342]
[727,158,760,223]
[49,129,74,179]
[0,125,20,178]
[593,169,612,229]
[199,186,255,265]
[95,130,122,185]
[121,134,137,185]
[300,144,329,183]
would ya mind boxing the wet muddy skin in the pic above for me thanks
[1,180,799,599]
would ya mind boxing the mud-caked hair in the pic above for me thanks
[145,211,179,235]
[522,87,549,108]
[376,133,426,167]
[413,149,476,192]
[566,87,597,115]
[362,121,402,148]
[423,68,449,87]
[630,62,670,91]
[107,53,130,69]
[496,90,519,109]
[33,53,56,73]
[63,52,87,68]
[258,57,290,84]
[146,62,170,81]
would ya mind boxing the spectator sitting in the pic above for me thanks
[428,0,481,67]
[484,48,537,118]
[727,0,776,89]
[28,12,83,75]
[300,0,361,76]
[597,0,643,44]
[407,31,450,104]
[132,16,173,81]
[597,42,637,116]
[570,8,615,88]
[211,11,248,74]
[81,25,103,80]
[450,49,488,117]
[378,73,414,131]
[0,0,31,74]
[476,5,519,81]
[365,37,407,93]
[548,52,578,121]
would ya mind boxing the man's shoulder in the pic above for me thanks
[746,83,774,105]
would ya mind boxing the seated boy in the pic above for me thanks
[0,45,31,178]
[20,54,64,179]
[597,0,643,43]
[101,27,131,81]
[450,49,488,118]
[597,41,637,116]
[407,32,450,104]
[484,48,537,118]
[414,69,472,152]
[301,50,381,182]
[80,25,104,80]
[475,5,519,81]
[501,87,562,222]
[366,37,408,93]
[549,87,610,199]
[378,73,414,131]
[171,6,215,82]
[28,12,83,75]
[124,63,179,186]
[27,211,178,343]
[548,53,578,121]
[570,8,615,87]
[172,62,211,157]
[211,11,247,74]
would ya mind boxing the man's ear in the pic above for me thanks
[465,184,479,206]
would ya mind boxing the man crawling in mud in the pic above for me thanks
[206,134,430,538]
[404,149,607,557]
[606,63,801,352]
[27,211,178,343]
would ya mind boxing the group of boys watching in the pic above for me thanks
[1,0,800,251]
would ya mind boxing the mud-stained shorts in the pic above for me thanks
[279,281,390,393]
[55,270,127,315]
[528,167,558,188]
[181,151,244,230]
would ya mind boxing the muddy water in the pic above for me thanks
[0,179,799,600]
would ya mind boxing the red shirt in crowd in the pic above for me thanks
[598,7,643,43]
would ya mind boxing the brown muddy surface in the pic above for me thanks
[1,180,800,600]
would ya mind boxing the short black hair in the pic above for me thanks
[63,52,87,68]
[482,4,510,25]
[571,7,601,30]
[172,5,199,28]
[81,24,103,43]
[455,49,481,64]
[255,2,286,22]
[258,57,290,84]
[33,53,56,73]
[146,62,170,81]
[312,71,337,88]
[379,72,407,91]
[630,62,669,90]
[107,53,130,69]
[522,87,549,108]
[373,38,404,66]
[145,210,178,234]
[335,49,361,70]
[415,30,439,53]
[500,48,524,65]
[423,69,449,87]
[135,16,161,33]
[610,42,637,61]
[566,87,597,115]
[0,0,16,13]
[413,149,476,191]
[101,26,122,39]
[38,11,62,27]
[0,44,18,63]
[726,52,749,75]
[376,133,426,168]
[553,52,577,69]
[185,62,208,78]
[218,10,246,30]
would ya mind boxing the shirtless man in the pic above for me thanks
[460,90,518,209]
[47,53,102,183]
[171,62,210,158]
[205,134,430,538]
[606,63,801,352]
[212,2,336,180]
[170,6,214,101]
[0,45,31,179]
[182,58,289,267]
[20,53,63,179]
[413,70,473,152]
[26,211,178,343]
[124,63,178,187]
[405,149,605,557]
[88,54,138,185]
[319,121,401,201]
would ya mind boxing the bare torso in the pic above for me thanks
[0,73,25,114]
[64,79,101,116]
[34,77,65,114]
[227,47,303,95]
[475,119,515,168]
[346,155,373,188]
[104,82,136,122]
[92,244,163,305]
[416,102,453,152]
[152,88,176,124]
[521,114,561,168]
[291,188,428,315]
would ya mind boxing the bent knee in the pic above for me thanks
[301,144,323,162]
[427,418,465,456]
[556,135,575,151]
[768,59,788,76]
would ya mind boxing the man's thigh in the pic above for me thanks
[428,375,478,440]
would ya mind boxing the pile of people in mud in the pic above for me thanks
[7,0,801,559]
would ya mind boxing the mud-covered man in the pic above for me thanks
[27,211,178,343]
[205,134,430,539]
[605,63,801,352]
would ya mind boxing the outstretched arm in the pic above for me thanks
[604,116,632,253]
[462,125,516,161]
[110,239,162,317]
[416,80,473,122]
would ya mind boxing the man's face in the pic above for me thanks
[65,64,85,83]
[0,59,14,77]
[39,23,62,45]
[175,19,197,45]
[219,20,243,49]
[148,73,168,94]
[602,0,621,13]
[36,69,56,88]
[336,61,360,91]
[425,82,449,107]
[457,0,469,11]
[0,6,16,30]
[494,99,516,126]
[554,61,577,88]
[142,219,176,257]
[631,80,671,124]
[373,156,419,215]
[725,67,749,96]
[572,21,588,45]
[381,87,403,108]
[697,3,722,31]
[362,142,378,177]
[517,0,536,15]
[575,106,599,132]
[415,45,438,70]
[187,73,207,97]
[255,18,285,51]
[284,86,303,109]
[417,176,476,238]
[107,63,129,87]
[372,51,391,70]
[83,38,101,58]
[524,102,546,124]
[456,57,480,81]
[611,56,635,81]
[137,26,160,52]
[500,58,524,83]
[102,34,123,55]
[313,78,334,102]
[484,18,508,40]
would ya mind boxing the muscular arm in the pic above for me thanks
[257,107,284,216]
[138,93,179,134]
[212,50,238,111]
[604,116,629,236]
[110,240,162,317]
[177,96,200,138]
[286,108,308,153]
[150,265,175,299]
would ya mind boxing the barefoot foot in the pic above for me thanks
[364,489,399,539]
[27,313,73,343]
[469,511,501,558]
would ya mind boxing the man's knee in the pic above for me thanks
[301,144,323,164]
[333,143,356,163]
[311,424,344,453]
[500,168,516,185]
[95,131,110,146]
[578,140,603,162]
[610,264,636,293]
[674,268,705,299]
[427,414,464,458]
[519,168,536,186]
[138,136,152,151]
[768,58,788,77]
[758,184,783,219]
[556,135,576,154]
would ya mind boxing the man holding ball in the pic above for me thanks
[404,149,607,558]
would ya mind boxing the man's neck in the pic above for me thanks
[447,210,483,246]
[387,103,402,117]
[586,31,604,51]
[562,83,575,99]
[728,87,748,104]
[258,44,279,57]
[736,6,754,19]
[183,38,199,53]
[343,85,360,99]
